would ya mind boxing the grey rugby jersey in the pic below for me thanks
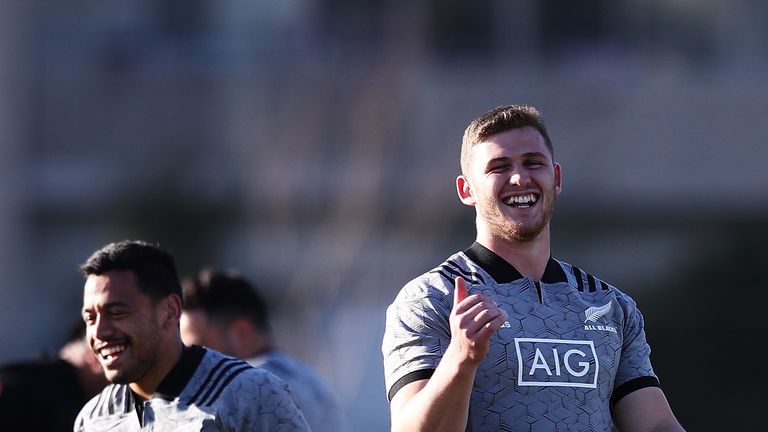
[250,351,345,432]
[74,346,310,431]
[382,243,660,432]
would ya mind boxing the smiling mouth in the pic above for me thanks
[97,344,126,362]
[503,193,538,208]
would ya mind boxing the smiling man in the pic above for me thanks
[382,105,686,431]
[75,240,310,431]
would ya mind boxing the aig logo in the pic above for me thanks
[514,338,599,388]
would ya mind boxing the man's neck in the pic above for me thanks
[242,336,274,360]
[129,340,184,400]
[477,229,551,280]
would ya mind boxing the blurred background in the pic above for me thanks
[1,0,766,430]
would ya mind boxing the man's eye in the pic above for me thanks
[83,314,95,324]
[525,160,545,168]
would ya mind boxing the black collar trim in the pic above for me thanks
[464,242,567,284]
[154,345,205,401]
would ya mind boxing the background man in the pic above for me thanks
[180,268,345,432]
[75,240,310,431]
[382,105,685,431]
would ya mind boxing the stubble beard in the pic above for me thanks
[104,329,161,385]
[481,192,556,243]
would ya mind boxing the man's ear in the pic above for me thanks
[161,294,183,328]
[457,175,476,206]
[554,162,563,196]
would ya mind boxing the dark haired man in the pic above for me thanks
[382,105,685,431]
[181,269,345,432]
[75,240,310,431]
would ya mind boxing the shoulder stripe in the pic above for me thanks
[202,364,252,406]
[103,385,117,415]
[190,358,249,406]
[586,273,597,292]
[571,266,585,292]
[571,265,612,293]
[431,269,456,285]
[429,261,483,286]
[187,358,228,405]
[83,384,135,419]
[432,265,461,282]
[108,385,117,415]
[445,260,486,285]
[89,389,102,417]
[123,385,133,413]
[93,384,125,416]
[89,388,104,417]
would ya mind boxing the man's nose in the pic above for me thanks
[93,316,114,340]
[509,170,529,186]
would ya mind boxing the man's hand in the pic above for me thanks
[448,276,509,365]
[389,276,509,432]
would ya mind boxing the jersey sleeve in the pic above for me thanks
[612,292,660,405]
[381,274,453,401]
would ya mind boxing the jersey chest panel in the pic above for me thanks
[469,280,624,431]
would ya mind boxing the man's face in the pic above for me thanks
[180,310,233,356]
[82,271,163,384]
[458,126,562,243]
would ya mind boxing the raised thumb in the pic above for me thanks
[453,276,468,307]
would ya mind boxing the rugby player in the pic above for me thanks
[382,105,685,431]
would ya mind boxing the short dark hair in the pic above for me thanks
[182,269,270,333]
[79,240,182,303]
[461,104,553,175]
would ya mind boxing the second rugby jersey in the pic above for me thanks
[382,242,660,432]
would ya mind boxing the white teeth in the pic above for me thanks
[100,345,125,358]
[505,193,538,206]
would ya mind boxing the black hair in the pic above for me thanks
[182,269,271,333]
[79,240,182,303]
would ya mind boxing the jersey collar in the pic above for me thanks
[154,345,206,401]
[464,242,567,284]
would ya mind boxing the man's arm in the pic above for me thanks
[389,277,507,432]
[612,386,685,432]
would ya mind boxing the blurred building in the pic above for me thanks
[1,1,766,430]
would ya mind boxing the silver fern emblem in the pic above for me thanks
[584,302,612,323]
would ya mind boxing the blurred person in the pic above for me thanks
[75,240,310,431]
[0,321,107,431]
[382,105,685,431]
[180,268,345,432]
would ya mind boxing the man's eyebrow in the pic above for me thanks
[522,151,549,159]
[82,301,130,314]
[486,152,549,165]
[486,156,510,165]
